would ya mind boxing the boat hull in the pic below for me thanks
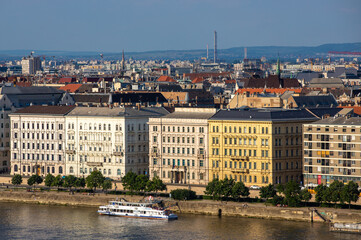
[98,211,178,220]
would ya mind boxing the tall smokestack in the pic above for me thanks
[244,47,247,60]
[207,44,209,60]
[214,30,217,63]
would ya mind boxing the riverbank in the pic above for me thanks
[1,190,361,224]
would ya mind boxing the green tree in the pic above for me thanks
[221,178,235,199]
[102,180,112,194]
[315,184,327,204]
[147,176,166,194]
[231,181,249,200]
[135,174,149,192]
[281,181,302,207]
[341,181,360,209]
[204,178,223,200]
[44,174,55,188]
[300,189,312,206]
[86,170,104,193]
[260,184,277,202]
[52,175,64,191]
[121,171,138,193]
[329,181,344,207]
[11,174,23,188]
[64,175,77,192]
[75,177,86,189]
[27,175,43,190]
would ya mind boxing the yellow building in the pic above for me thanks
[208,108,317,186]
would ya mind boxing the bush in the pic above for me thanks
[170,189,197,200]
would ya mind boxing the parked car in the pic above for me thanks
[250,185,261,190]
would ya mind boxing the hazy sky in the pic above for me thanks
[1,0,360,52]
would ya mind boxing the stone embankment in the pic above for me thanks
[1,190,361,224]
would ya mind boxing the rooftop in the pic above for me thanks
[12,105,75,115]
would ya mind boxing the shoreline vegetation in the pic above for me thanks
[1,171,361,224]
[1,189,361,224]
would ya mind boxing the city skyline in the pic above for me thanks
[1,0,360,52]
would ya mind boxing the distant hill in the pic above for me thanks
[1,42,360,61]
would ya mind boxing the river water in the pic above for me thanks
[0,202,358,240]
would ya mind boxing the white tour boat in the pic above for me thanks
[97,197,178,220]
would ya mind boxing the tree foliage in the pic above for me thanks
[231,181,250,200]
[170,189,196,200]
[44,174,55,187]
[64,175,77,191]
[121,171,138,192]
[134,174,149,192]
[11,174,22,186]
[27,175,43,189]
[341,181,360,209]
[102,180,113,193]
[205,178,249,200]
[147,176,166,193]
[86,170,104,192]
[52,175,64,191]
[75,177,86,188]
[260,184,277,201]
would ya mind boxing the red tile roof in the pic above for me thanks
[59,77,76,83]
[59,84,83,93]
[191,77,204,84]
[157,76,177,83]
[339,106,361,115]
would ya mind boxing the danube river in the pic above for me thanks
[0,202,358,240]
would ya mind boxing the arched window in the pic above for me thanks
[52,167,55,173]
[69,166,73,173]
[117,169,121,175]
[14,164,18,172]
[59,166,63,174]
[47,167,50,173]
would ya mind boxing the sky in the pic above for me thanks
[1,0,361,52]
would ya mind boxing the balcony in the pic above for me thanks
[113,152,124,157]
[230,156,249,161]
[231,169,249,174]
[87,162,103,167]
[65,149,75,154]
[197,154,205,159]
[151,152,159,157]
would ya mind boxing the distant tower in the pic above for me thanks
[214,30,217,63]
[244,47,247,60]
[207,44,209,60]
[121,49,125,71]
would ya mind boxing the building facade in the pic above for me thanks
[303,116,361,186]
[10,106,75,176]
[208,108,317,187]
[65,107,168,179]
[148,108,216,185]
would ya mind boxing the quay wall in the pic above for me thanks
[1,191,361,224]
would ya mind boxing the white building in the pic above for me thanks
[21,56,41,75]
[65,106,168,179]
[10,106,75,176]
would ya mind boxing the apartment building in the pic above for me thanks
[10,106,75,176]
[303,116,361,186]
[65,106,168,179]
[208,108,317,187]
[0,85,74,174]
[148,108,216,185]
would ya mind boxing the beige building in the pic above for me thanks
[148,108,216,185]
[10,106,75,176]
[228,93,283,109]
[303,116,361,186]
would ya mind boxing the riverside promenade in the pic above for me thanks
[1,189,361,224]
